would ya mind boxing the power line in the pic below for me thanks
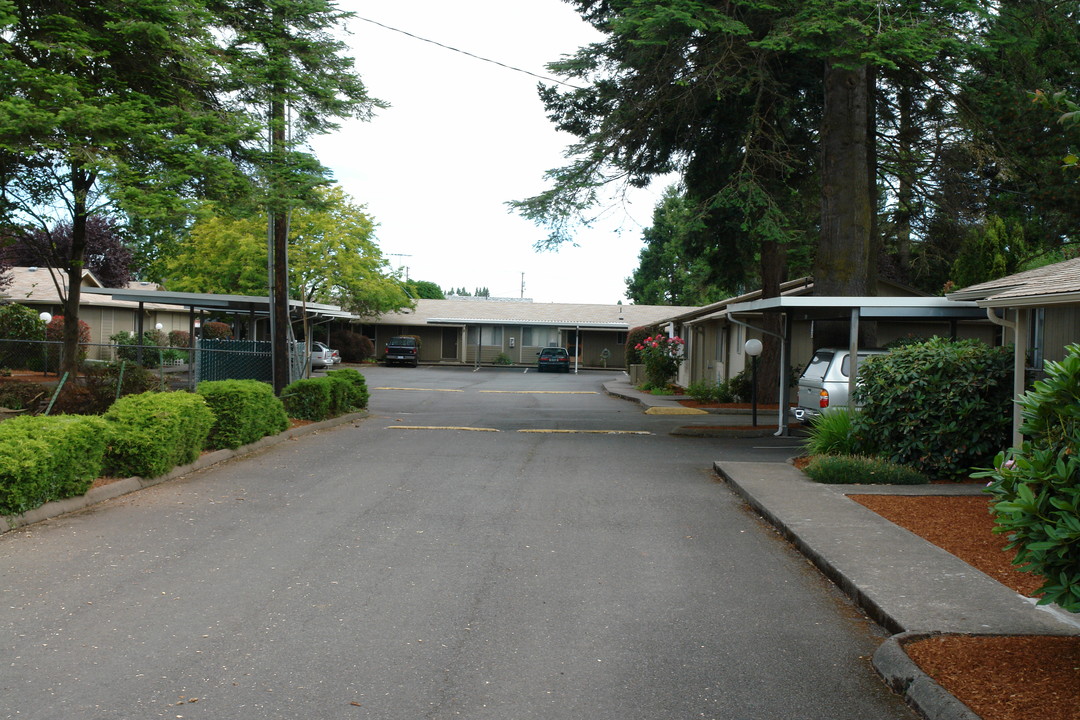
[354,15,584,90]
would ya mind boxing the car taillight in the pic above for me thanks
[819,390,829,408]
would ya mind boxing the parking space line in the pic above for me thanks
[386,425,500,432]
[478,390,598,395]
[517,429,652,435]
[374,387,464,392]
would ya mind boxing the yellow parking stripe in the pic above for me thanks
[374,387,464,392]
[387,425,500,432]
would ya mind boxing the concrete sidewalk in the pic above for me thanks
[716,461,1080,720]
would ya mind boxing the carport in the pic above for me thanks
[722,296,988,436]
[82,286,352,383]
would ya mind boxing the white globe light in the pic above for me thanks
[155,323,164,331]
[744,338,763,357]
[39,312,52,324]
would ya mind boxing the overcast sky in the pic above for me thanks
[308,0,671,305]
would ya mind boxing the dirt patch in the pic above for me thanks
[903,635,1080,720]
[847,492,1079,720]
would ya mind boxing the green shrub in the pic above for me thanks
[851,337,1013,480]
[0,304,47,370]
[198,379,289,450]
[0,415,108,515]
[728,368,752,402]
[326,367,369,411]
[625,326,655,367]
[103,391,214,478]
[980,343,1080,611]
[803,408,863,456]
[280,378,332,421]
[686,378,734,404]
[494,352,513,365]
[804,455,929,485]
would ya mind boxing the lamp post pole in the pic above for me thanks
[744,338,763,427]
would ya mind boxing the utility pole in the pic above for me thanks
[388,253,412,283]
[520,272,525,298]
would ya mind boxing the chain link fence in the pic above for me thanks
[0,338,309,393]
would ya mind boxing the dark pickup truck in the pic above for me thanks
[384,335,420,367]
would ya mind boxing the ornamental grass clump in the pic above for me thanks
[803,408,863,456]
[979,343,1080,611]
[634,333,685,389]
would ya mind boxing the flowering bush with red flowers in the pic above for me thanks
[634,333,685,389]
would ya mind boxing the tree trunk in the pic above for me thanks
[61,163,94,375]
[756,238,786,405]
[815,61,873,348]
[816,61,872,297]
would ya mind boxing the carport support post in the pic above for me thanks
[848,307,860,408]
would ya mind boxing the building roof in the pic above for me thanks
[378,298,695,330]
[947,257,1080,308]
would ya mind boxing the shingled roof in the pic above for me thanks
[948,257,1080,307]
[380,297,694,329]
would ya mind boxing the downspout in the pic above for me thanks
[986,307,1025,448]
[727,315,789,436]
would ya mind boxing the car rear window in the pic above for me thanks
[801,351,834,381]
[389,337,415,347]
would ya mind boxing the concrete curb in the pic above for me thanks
[0,411,368,534]
[873,633,982,720]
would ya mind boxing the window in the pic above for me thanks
[523,326,558,346]
[468,326,504,345]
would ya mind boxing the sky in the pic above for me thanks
[307,0,671,305]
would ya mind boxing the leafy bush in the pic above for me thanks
[167,330,190,348]
[686,378,735,404]
[327,368,369,411]
[634,333,685,388]
[45,315,91,363]
[625,326,654,366]
[280,378,332,421]
[103,391,214,478]
[803,408,863,456]
[804,455,929,485]
[330,330,375,362]
[202,321,232,340]
[0,415,108,515]
[110,329,167,368]
[851,337,1013,480]
[197,379,289,450]
[980,343,1080,611]
[0,304,47,370]
[494,352,513,365]
[728,368,752,402]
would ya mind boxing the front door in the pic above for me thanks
[442,327,459,360]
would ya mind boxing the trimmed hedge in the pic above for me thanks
[0,415,108,515]
[198,379,289,449]
[280,378,331,421]
[326,368,369,411]
[282,370,369,421]
[103,391,214,479]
